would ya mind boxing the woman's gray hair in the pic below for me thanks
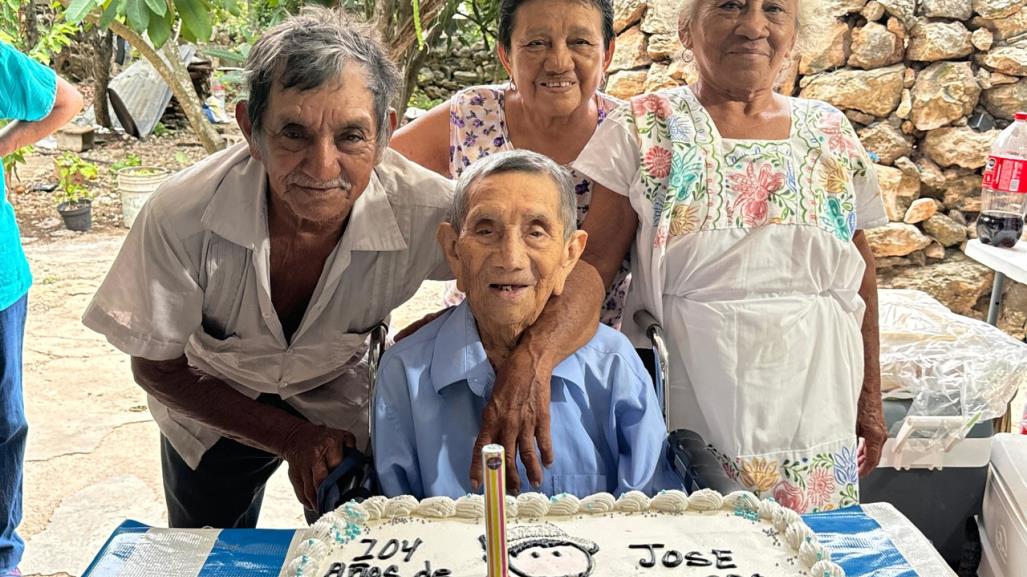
[244,6,400,150]
[450,150,579,241]
[677,0,829,54]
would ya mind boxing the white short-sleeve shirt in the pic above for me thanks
[83,143,454,468]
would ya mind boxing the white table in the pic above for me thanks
[963,239,1027,432]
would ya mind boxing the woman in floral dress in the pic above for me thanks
[571,0,889,513]
[391,0,629,327]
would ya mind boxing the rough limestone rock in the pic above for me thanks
[980,44,1027,76]
[942,170,984,211]
[644,62,678,92]
[908,21,974,61]
[647,33,681,61]
[858,121,914,164]
[991,71,1021,84]
[972,27,995,51]
[925,241,947,259]
[973,0,1026,20]
[879,0,918,24]
[910,61,981,130]
[921,0,975,18]
[877,163,922,220]
[917,157,948,193]
[879,253,994,315]
[610,25,652,72]
[830,0,871,16]
[866,223,933,256]
[998,282,1027,338]
[849,22,904,69]
[799,21,851,74]
[799,65,905,116]
[922,126,999,168]
[614,0,647,34]
[982,77,1027,119]
[904,198,940,223]
[864,1,888,20]
[641,0,678,34]
[606,69,648,99]
[974,6,1027,41]
[923,213,969,246]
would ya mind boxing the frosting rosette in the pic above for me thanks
[516,492,550,518]
[383,495,418,517]
[548,493,581,516]
[361,496,387,520]
[687,488,724,511]
[415,496,456,518]
[650,490,690,512]
[811,560,846,577]
[454,494,485,519]
[614,490,651,512]
[579,492,616,514]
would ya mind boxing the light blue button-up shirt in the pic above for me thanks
[373,302,681,499]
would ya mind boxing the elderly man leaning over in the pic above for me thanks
[373,150,680,499]
[82,8,454,527]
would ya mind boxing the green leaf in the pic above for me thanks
[64,0,98,23]
[125,0,151,33]
[144,0,168,17]
[174,0,212,42]
[147,10,172,48]
[98,0,121,28]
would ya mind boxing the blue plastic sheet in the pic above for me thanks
[805,507,918,577]
[84,507,924,577]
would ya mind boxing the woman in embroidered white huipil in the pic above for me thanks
[574,0,889,513]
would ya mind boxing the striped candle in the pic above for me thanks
[482,444,508,577]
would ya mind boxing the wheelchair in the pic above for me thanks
[317,312,739,514]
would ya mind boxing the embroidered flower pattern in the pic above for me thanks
[739,457,780,493]
[645,146,673,179]
[728,163,786,227]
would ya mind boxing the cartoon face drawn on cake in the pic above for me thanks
[479,523,599,577]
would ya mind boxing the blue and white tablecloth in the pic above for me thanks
[81,503,954,577]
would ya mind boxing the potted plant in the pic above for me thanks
[114,156,170,228]
[54,151,98,232]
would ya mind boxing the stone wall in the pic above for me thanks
[609,0,1027,337]
[416,40,507,103]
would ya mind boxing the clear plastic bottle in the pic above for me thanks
[978,112,1027,248]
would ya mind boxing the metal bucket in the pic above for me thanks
[117,166,171,228]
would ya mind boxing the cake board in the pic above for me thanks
[80,504,953,577]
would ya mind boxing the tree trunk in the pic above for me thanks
[91,30,114,129]
[21,0,38,50]
[373,0,451,114]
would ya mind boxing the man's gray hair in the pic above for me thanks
[244,6,400,150]
[450,150,579,241]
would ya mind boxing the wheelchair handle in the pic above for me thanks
[633,310,671,429]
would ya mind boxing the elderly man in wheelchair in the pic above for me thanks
[369,150,683,499]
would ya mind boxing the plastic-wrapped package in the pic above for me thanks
[879,289,1027,435]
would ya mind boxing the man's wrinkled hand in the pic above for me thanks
[469,349,553,494]
[279,422,355,510]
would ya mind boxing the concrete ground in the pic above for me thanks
[16,229,445,576]
[14,230,1027,576]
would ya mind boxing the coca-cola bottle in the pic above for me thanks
[978,112,1027,248]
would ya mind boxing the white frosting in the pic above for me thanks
[650,490,690,512]
[547,493,580,516]
[811,560,846,577]
[454,494,485,519]
[383,495,418,517]
[799,539,831,567]
[516,492,549,517]
[415,496,456,518]
[361,496,387,520]
[290,491,844,577]
[687,488,724,511]
[504,494,519,518]
[613,490,651,512]
[578,492,615,514]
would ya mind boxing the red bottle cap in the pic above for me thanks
[1017,112,1027,121]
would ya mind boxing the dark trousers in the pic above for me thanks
[0,296,27,572]
[160,394,316,528]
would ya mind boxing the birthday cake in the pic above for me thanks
[283,489,845,577]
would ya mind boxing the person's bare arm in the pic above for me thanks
[131,356,354,509]
[390,99,453,177]
[0,76,83,156]
[469,183,638,492]
[852,230,885,476]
